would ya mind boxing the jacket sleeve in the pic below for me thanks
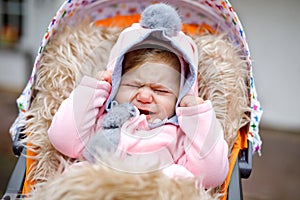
[176,100,229,188]
[48,76,111,158]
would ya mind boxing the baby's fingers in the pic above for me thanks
[180,96,204,107]
[97,70,112,84]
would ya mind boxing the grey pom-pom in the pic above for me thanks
[140,3,181,36]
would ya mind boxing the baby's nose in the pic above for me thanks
[136,87,153,103]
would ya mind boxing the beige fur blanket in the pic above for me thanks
[23,19,250,199]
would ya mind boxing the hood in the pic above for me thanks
[105,5,198,126]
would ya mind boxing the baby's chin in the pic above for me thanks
[147,115,170,124]
[146,112,175,124]
[147,117,163,124]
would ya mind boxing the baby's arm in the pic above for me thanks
[48,72,111,158]
[176,96,229,188]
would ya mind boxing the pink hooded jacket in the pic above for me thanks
[48,3,228,188]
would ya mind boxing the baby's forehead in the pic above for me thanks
[127,61,180,75]
[125,62,180,82]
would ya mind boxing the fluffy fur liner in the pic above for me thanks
[21,18,250,199]
[28,164,221,200]
[193,34,251,152]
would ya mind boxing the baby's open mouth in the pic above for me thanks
[138,108,154,116]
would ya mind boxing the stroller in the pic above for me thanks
[3,0,262,199]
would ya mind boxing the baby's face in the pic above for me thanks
[115,62,180,123]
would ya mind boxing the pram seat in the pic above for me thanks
[3,0,262,199]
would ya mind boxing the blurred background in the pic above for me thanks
[0,0,299,199]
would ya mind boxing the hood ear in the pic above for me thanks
[140,3,181,37]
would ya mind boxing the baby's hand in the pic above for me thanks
[179,95,204,107]
[97,70,112,84]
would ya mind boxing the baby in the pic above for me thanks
[48,3,229,188]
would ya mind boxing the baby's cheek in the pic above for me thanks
[165,97,177,118]
[115,88,136,103]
